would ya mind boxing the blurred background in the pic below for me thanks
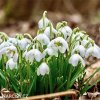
[0,0,100,47]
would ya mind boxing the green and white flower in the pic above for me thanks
[58,26,72,39]
[0,45,18,62]
[37,62,49,76]
[7,37,18,45]
[6,58,17,70]
[18,38,31,50]
[34,34,50,46]
[72,45,86,57]
[85,44,100,58]
[69,54,85,67]
[24,49,43,63]
[38,11,50,29]
[48,37,69,54]
[44,26,57,38]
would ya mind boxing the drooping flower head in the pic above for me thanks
[38,11,51,29]
[24,49,43,63]
[6,58,17,70]
[56,21,72,39]
[0,45,18,62]
[37,62,49,76]
[34,34,50,46]
[69,54,85,67]
[48,37,69,53]
[85,44,100,59]
[18,38,31,50]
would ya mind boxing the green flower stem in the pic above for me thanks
[18,50,23,93]
[43,11,47,27]
[27,61,30,93]
[49,72,53,93]
[66,64,73,90]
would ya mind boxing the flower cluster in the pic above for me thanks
[0,11,100,97]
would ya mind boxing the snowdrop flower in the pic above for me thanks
[85,44,100,58]
[24,49,43,63]
[72,45,86,57]
[37,62,49,76]
[72,31,85,41]
[38,11,50,29]
[18,38,31,50]
[44,26,57,38]
[6,58,17,70]
[58,26,72,39]
[48,37,69,54]
[7,37,18,45]
[81,39,93,48]
[43,48,58,57]
[0,45,18,62]
[69,54,85,67]
[0,41,12,50]
[34,34,50,46]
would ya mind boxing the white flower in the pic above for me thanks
[72,32,84,41]
[48,37,69,54]
[85,44,100,58]
[6,58,17,70]
[34,34,50,46]
[81,39,92,47]
[43,48,58,57]
[7,37,18,45]
[0,45,18,62]
[37,62,49,76]
[38,18,50,29]
[69,54,85,67]
[44,26,57,38]
[0,42,12,50]
[72,45,86,57]
[18,38,31,50]
[58,26,72,39]
[38,11,50,28]
[24,49,43,63]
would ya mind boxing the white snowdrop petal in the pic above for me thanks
[18,38,31,50]
[45,48,58,57]
[13,53,18,62]
[34,34,50,45]
[25,50,34,62]
[37,62,49,76]
[34,49,43,62]
[6,59,17,70]
[44,27,50,38]
[85,47,93,58]
[8,37,18,45]
[69,54,85,67]
[0,42,12,50]
[38,18,50,29]
[79,45,86,57]
[92,44,100,58]
[59,26,72,39]
[72,45,86,57]
[44,27,57,38]
[58,46,66,53]
[0,47,7,55]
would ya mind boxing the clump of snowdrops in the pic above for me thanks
[0,11,100,98]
